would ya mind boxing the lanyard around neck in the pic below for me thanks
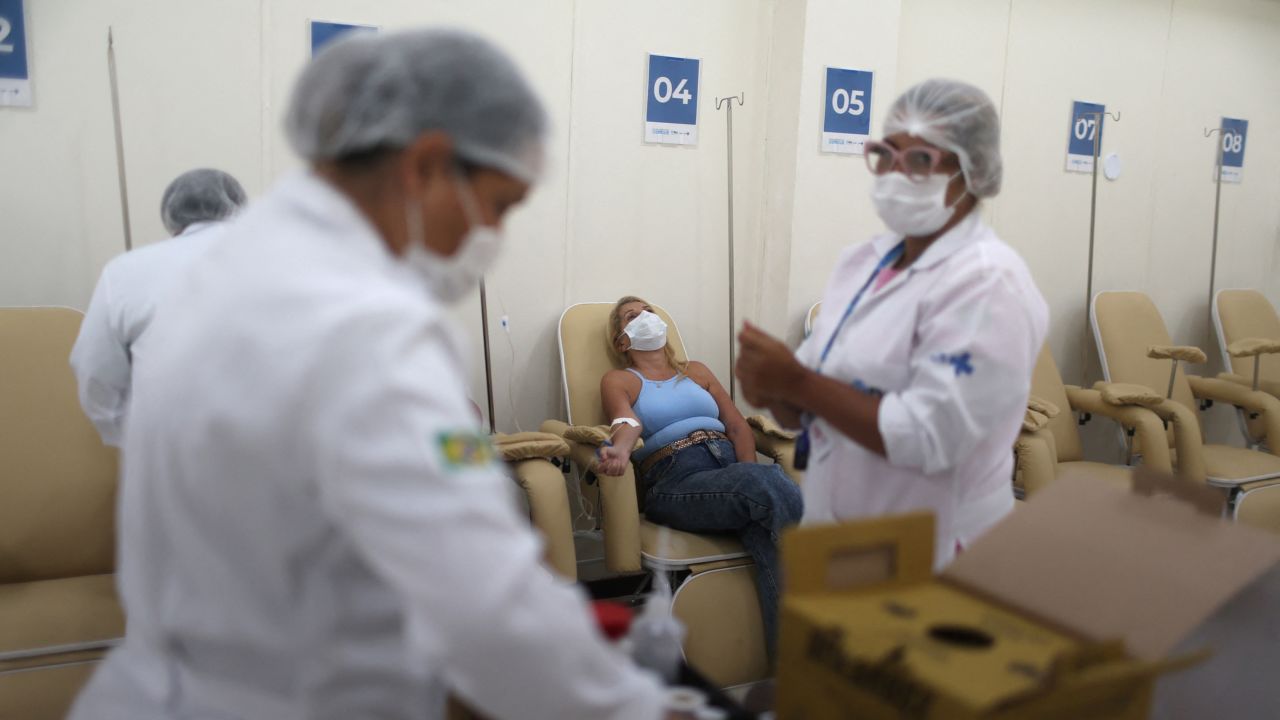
[816,241,906,372]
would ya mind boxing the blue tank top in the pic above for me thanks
[627,368,725,462]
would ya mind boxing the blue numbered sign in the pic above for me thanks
[1065,101,1105,173]
[644,54,700,145]
[310,20,377,58]
[1219,117,1248,184]
[0,0,31,107]
[821,67,873,155]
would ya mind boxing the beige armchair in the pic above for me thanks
[1014,346,1171,497]
[0,308,123,720]
[541,302,796,687]
[1213,289,1280,449]
[1091,292,1280,533]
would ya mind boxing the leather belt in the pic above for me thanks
[637,430,729,477]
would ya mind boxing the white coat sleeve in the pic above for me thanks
[877,262,1044,474]
[69,267,131,447]
[314,313,666,720]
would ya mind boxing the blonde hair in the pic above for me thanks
[607,295,688,376]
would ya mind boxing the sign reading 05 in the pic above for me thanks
[821,67,873,155]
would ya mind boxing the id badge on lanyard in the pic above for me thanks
[793,241,906,470]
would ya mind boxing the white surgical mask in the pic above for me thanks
[623,311,668,352]
[870,171,964,237]
[403,175,502,303]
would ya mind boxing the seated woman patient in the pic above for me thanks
[595,295,804,655]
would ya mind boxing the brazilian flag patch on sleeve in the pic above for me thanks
[437,431,498,469]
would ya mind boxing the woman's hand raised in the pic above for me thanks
[735,321,809,406]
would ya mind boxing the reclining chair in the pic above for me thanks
[1213,289,1280,450]
[1014,346,1172,497]
[1092,292,1280,532]
[0,307,123,720]
[541,302,798,687]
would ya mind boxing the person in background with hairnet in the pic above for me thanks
[735,79,1048,566]
[69,29,681,720]
[70,168,247,447]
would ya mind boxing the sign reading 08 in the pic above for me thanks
[1218,117,1248,184]
[821,67,873,155]
[0,0,32,107]
[644,54,700,146]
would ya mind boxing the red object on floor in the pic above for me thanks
[592,600,634,640]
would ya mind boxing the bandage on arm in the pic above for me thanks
[601,374,644,455]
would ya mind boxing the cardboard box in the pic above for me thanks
[776,469,1280,719]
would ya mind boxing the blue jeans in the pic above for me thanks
[640,438,804,658]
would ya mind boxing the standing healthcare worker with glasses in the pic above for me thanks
[70,30,682,720]
[735,79,1048,567]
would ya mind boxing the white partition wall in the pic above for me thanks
[3,0,1279,453]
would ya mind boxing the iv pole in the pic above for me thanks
[1203,126,1226,315]
[1077,108,1121,385]
[107,28,133,251]
[716,93,744,402]
[1080,109,1121,318]
[478,279,497,434]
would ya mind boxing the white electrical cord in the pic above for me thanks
[571,463,598,526]
[494,293,524,433]
[490,289,597,524]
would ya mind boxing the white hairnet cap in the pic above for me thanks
[160,168,248,235]
[286,28,548,183]
[884,79,1002,198]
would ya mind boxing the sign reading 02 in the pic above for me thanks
[0,0,32,107]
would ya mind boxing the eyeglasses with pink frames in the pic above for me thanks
[864,140,947,182]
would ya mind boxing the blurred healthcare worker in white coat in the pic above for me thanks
[70,30,676,720]
[736,79,1048,567]
[69,168,246,446]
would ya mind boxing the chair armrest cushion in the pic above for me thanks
[492,432,570,462]
[560,424,643,450]
[746,414,796,440]
[1187,376,1280,415]
[1064,386,1173,473]
[1023,408,1051,433]
[1219,372,1280,398]
[1147,345,1207,363]
[1014,433,1058,496]
[1094,382,1164,407]
[1226,337,1280,358]
[1027,395,1060,419]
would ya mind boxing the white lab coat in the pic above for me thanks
[69,171,666,720]
[69,223,225,446]
[796,212,1048,566]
